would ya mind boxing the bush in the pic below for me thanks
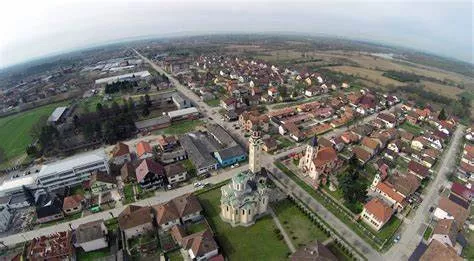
[273,228,281,234]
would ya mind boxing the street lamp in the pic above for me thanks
[109,211,114,219]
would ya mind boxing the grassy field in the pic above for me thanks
[77,247,111,261]
[0,101,69,164]
[165,250,184,261]
[420,80,464,99]
[326,66,403,86]
[197,187,290,260]
[162,120,204,135]
[400,122,424,136]
[423,226,433,241]
[205,99,221,107]
[327,242,352,261]
[123,184,135,204]
[272,199,328,248]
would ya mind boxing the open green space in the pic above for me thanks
[165,250,184,261]
[186,221,208,234]
[423,226,433,241]
[197,186,290,260]
[275,135,294,149]
[205,98,221,107]
[400,122,424,136]
[322,184,344,201]
[462,229,474,260]
[136,185,155,200]
[0,101,69,164]
[272,199,328,248]
[123,184,136,204]
[77,247,111,261]
[78,94,125,113]
[157,120,204,135]
[275,161,400,251]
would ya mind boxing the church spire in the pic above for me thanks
[311,135,318,147]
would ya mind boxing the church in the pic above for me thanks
[298,136,342,187]
[220,131,270,227]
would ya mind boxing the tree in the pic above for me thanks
[338,171,367,213]
[438,107,447,120]
[29,115,48,140]
[96,102,103,112]
[26,144,39,157]
[144,94,152,108]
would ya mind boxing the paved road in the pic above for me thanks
[384,125,465,261]
[0,165,247,246]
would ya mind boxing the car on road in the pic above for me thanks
[393,235,401,243]
[429,206,435,213]
[208,117,213,120]
[193,182,202,188]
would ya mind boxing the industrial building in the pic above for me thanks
[94,70,151,85]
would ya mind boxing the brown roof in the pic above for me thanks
[112,142,130,157]
[353,146,372,163]
[408,160,430,178]
[437,197,469,229]
[290,240,338,261]
[27,232,73,261]
[420,239,462,261]
[164,162,186,178]
[153,193,202,226]
[387,173,420,197]
[91,172,116,185]
[433,219,458,245]
[399,130,414,141]
[361,137,380,150]
[135,159,164,182]
[364,198,394,223]
[120,162,135,180]
[63,194,83,210]
[314,146,338,166]
[263,137,278,149]
[118,205,152,230]
[182,229,218,258]
[170,225,186,244]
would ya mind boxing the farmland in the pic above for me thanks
[0,101,69,165]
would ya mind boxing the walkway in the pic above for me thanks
[269,207,296,253]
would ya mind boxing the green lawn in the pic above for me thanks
[159,120,204,135]
[0,101,69,163]
[105,218,119,231]
[77,247,111,261]
[78,94,125,113]
[166,250,184,261]
[123,184,135,204]
[197,187,290,260]
[186,221,208,234]
[368,216,402,241]
[205,99,221,107]
[400,122,423,136]
[136,185,155,200]
[276,135,294,149]
[322,185,344,201]
[462,230,474,260]
[423,226,433,241]
[272,199,328,248]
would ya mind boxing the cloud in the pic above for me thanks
[0,0,472,67]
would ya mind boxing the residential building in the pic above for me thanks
[420,239,462,261]
[160,149,188,164]
[118,205,154,240]
[433,197,469,230]
[220,166,269,227]
[408,160,430,179]
[430,219,458,248]
[62,194,83,215]
[153,193,202,230]
[111,142,131,165]
[89,172,117,194]
[120,162,136,183]
[74,219,108,252]
[290,240,338,261]
[262,137,278,152]
[171,227,219,261]
[135,159,166,190]
[164,163,188,184]
[361,198,394,231]
[27,232,74,261]
[157,135,178,152]
[136,141,154,159]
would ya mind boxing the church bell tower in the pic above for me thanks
[248,131,262,174]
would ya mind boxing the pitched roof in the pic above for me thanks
[136,141,153,158]
[153,193,202,226]
[433,219,458,245]
[263,137,278,149]
[112,142,130,157]
[135,159,165,182]
[361,137,380,150]
[63,194,84,210]
[437,197,469,229]
[376,182,405,203]
[387,173,420,197]
[164,163,186,178]
[353,146,372,162]
[314,146,338,166]
[450,182,473,201]
[364,198,394,223]
[290,240,338,261]
[408,160,430,178]
[182,229,218,258]
[420,239,462,261]
[75,219,106,244]
[90,172,116,185]
[118,205,152,230]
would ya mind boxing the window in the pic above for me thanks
[242,209,245,215]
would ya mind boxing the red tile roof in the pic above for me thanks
[364,198,394,223]
[63,194,84,210]
[450,182,473,201]
[112,142,130,157]
[136,141,152,158]
[135,159,164,182]
[408,160,429,178]
[376,182,405,203]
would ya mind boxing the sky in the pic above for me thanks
[0,0,472,68]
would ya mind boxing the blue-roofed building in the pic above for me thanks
[213,145,247,167]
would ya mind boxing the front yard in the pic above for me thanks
[161,120,204,135]
[197,186,290,260]
[272,199,328,248]
[205,98,221,107]
[123,184,135,204]
[77,247,111,261]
